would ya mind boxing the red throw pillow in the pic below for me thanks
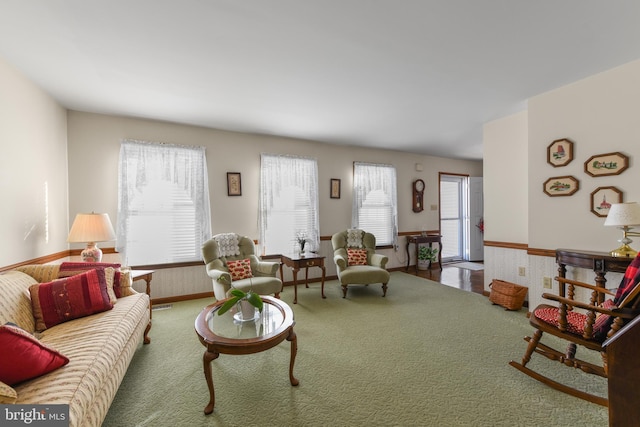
[347,248,368,266]
[30,268,113,332]
[227,258,253,281]
[59,261,124,298]
[0,324,69,386]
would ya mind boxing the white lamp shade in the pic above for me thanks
[604,202,640,227]
[67,213,116,243]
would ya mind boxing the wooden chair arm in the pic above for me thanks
[555,277,616,296]
[544,294,637,319]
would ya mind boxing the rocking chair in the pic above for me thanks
[510,253,640,406]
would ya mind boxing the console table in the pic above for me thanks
[556,249,632,302]
[405,234,442,272]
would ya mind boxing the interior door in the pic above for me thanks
[468,177,484,261]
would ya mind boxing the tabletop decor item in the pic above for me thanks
[217,287,263,321]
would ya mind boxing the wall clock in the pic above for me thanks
[413,179,425,212]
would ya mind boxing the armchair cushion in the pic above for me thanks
[227,258,253,281]
[347,248,368,266]
[534,299,616,340]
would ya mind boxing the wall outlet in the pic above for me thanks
[430,204,438,211]
[543,277,552,289]
[518,266,526,276]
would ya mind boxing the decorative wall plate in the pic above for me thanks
[590,186,622,217]
[584,152,629,177]
[543,175,579,197]
[547,138,574,167]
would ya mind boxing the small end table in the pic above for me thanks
[131,269,154,344]
[405,235,443,272]
[280,253,326,304]
[194,296,298,414]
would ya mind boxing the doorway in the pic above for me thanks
[439,174,483,263]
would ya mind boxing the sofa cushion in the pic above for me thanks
[0,380,17,404]
[30,269,113,332]
[227,258,253,281]
[0,323,69,386]
[58,262,134,298]
[347,248,368,266]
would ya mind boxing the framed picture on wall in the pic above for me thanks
[330,179,341,199]
[584,152,629,177]
[547,138,574,167]
[227,172,242,196]
[590,186,622,217]
[543,175,579,197]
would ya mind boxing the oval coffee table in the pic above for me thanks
[194,296,299,414]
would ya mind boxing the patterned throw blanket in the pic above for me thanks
[346,229,364,248]
[214,233,241,257]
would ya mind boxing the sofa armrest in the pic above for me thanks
[371,253,388,269]
[334,254,347,270]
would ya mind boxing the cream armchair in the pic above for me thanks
[202,233,283,301]
[331,229,390,298]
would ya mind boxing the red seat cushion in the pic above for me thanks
[534,299,617,341]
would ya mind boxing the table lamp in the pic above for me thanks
[604,202,640,258]
[67,212,116,262]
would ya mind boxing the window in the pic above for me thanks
[259,154,319,256]
[352,162,398,246]
[116,140,211,265]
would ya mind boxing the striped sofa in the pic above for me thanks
[0,265,151,427]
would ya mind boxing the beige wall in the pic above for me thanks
[0,56,68,266]
[483,110,528,244]
[484,58,640,310]
[64,112,482,298]
[67,111,483,245]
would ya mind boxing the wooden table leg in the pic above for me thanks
[320,265,326,299]
[305,267,309,288]
[203,350,219,415]
[292,268,299,304]
[287,328,299,386]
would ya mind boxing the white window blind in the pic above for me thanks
[116,139,211,265]
[352,162,398,246]
[259,154,319,256]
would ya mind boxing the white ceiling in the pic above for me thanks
[1,1,639,160]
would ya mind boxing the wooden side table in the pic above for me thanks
[280,254,326,304]
[405,235,442,272]
[132,269,154,344]
[556,249,632,303]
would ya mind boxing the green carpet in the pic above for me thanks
[104,272,608,426]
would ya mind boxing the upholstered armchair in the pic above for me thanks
[202,233,283,301]
[331,229,390,298]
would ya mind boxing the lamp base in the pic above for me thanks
[609,244,638,258]
[81,243,103,262]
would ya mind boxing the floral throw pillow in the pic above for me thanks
[347,248,368,266]
[227,258,253,281]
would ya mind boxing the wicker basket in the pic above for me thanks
[489,279,528,310]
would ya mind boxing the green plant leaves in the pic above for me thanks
[216,289,264,315]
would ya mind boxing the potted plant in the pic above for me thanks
[217,288,263,320]
[417,245,438,270]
